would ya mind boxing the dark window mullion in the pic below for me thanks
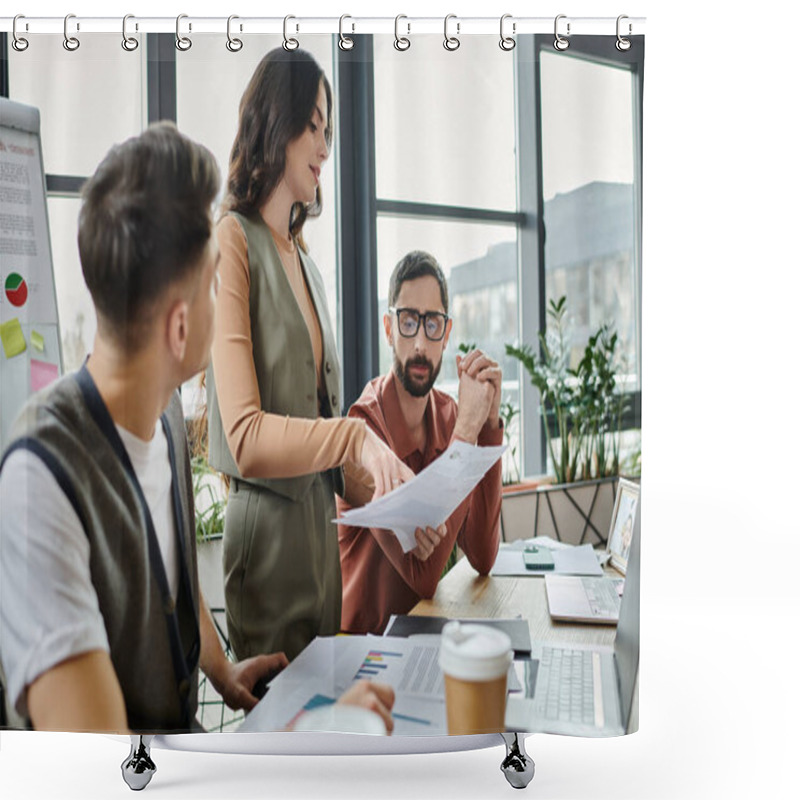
[45,175,86,198]
[336,35,379,410]
[375,198,523,227]
[147,33,177,124]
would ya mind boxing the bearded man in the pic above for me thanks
[336,250,503,634]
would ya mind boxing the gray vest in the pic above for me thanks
[207,211,344,500]
[0,368,200,732]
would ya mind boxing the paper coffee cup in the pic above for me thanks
[439,622,512,735]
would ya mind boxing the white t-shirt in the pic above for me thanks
[0,419,179,718]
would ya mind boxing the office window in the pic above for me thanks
[540,50,641,391]
[8,35,145,372]
[374,37,517,212]
[8,36,145,177]
[372,35,521,475]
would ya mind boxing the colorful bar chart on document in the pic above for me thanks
[355,650,402,679]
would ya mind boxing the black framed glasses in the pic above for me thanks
[389,307,450,341]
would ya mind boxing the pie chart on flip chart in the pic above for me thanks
[5,273,28,308]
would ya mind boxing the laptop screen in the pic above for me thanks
[613,495,641,732]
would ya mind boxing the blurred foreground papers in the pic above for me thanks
[335,440,505,553]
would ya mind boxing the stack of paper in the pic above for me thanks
[335,440,505,553]
[238,635,448,736]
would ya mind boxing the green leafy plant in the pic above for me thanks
[506,296,628,484]
[499,399,520,485]
[192,455,227,542]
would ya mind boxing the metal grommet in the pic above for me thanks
[175,14,192,51]
[12,15,29,52]
[499,14,516,51]
[443,13,460,52]
[338,14,355,51]
[63,13,80,52]
[283,15,299,51]
[616,15,632,52]
[554,14,570,51]
[394,14,410,51]
[226,15,243,52]
[121,14,139,52]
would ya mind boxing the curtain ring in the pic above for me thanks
[63,13,80,52]
[121,14,139,52]
[12,15,29,52]
[226,15,243,52]
[175,14,192,51]
[394,14,410,51]
[283,15,299,51]
[443,14,460,52]
[616,15,632,51]
[554,14,570,51]
[499,14,516,51]
[338,14,355,51]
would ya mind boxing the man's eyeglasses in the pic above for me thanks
[389,307,449,342]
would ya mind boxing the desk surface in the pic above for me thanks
[410,553,618,647]
[410,548,639,733]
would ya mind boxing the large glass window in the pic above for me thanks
[2,31,641,479]
[8,36,145,177]
[374,36,517,212]
[540,50,640,391]
[372,35,521,476]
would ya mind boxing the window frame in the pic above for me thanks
[336,33,643,476]
[532,34,644,457]
[0,32,643,476]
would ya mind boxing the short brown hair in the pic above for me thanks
[388,250,449,313]
[78,121,220,351]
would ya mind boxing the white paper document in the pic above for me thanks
[237,635,448,736]
[490,543,604,577]
[334,440,506,553]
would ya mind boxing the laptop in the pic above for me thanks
[505,498,640,737]
[543,478,640,624]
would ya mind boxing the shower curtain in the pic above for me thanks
[0,16,644,790]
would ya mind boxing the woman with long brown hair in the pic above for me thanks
[206,48,411,662]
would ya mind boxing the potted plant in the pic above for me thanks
[501,296,632,545]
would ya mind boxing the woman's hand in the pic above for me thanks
[360,427,414,498]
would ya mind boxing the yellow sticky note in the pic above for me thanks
[0,318,27,359]
[31,329,45,352]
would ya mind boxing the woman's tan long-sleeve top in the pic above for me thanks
[210,214,365,480]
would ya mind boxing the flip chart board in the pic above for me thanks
[0,97,62,449]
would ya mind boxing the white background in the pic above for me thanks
[3,1,799,798]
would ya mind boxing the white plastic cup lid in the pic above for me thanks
[438,622,513,682]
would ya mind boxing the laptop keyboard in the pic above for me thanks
[540,647,604,727]
[583,577,621,617]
